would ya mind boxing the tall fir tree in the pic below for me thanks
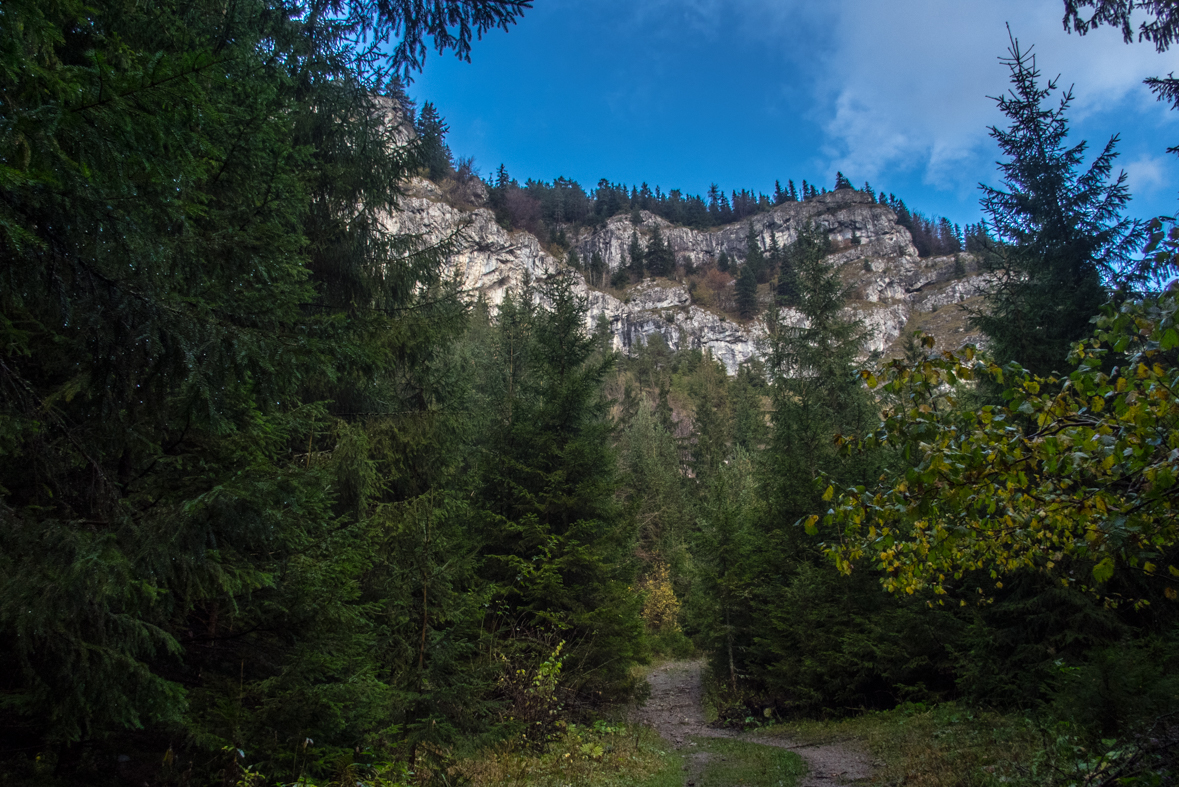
[0,0,529,777]
[472,274,644,702]
[414,101,454,181]
[736,264,760,319]
[590,250,607,287]
[972,36,1143,377]
[629,230,647,280]
[745,223,769,283]
[646,225,676,277]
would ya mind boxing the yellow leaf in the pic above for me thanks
[1167,587,1178,601]
[1093,557,1116,584]
[1145,562,1157,575]
[822,485,834,502]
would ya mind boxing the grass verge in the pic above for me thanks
[688,737,806,787]
[753,702,1043,787]
[452,722,682,787]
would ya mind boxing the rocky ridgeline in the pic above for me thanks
[383,178,989,373]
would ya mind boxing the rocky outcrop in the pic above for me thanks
[383,178,558,308]
[573,189,917,273]
[584,281,766,373]
[385,178,991,373]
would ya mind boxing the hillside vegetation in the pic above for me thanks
[3,1,1179,786]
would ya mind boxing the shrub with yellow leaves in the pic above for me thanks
[814,287,1179,607]
[637,562,682,633]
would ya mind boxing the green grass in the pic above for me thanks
[453,723,683,787]
[688,738,806,787]
[752,702,1042,787]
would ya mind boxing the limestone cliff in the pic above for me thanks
[574,189,915,274]
[384,178,989,373]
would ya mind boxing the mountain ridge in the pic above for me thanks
[386,176,990,373]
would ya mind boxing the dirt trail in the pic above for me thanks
[632,660,874,786]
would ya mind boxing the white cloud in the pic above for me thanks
[1124,154,1171,197]
[810,0,1179,191]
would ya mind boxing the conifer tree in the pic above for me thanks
[739,225,908,709]
[619,397,692,566]
[591,250,607,287]
[629,230,646,279]
[415,101,454,181]
[0,0,529,774]
[472,274,644,701]
[736,264,760,319]
[972,36,1143,376]
[745,224,769,283]
[646,225,675,277]
[708,183,723,221]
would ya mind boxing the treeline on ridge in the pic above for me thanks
[407,100,984,259]
[6,0,1179,784]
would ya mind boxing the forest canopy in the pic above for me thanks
[4,0,1179,785]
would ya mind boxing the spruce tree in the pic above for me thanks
[972,36,1143,377]
[646,225,675,278]
[745,223,769,283]
[414,101,454,181]
[0,0,529,774]
[591,250,607,287]
[741,225,912,711]
[629,230,646,280]
[473,274,644,701]
[736,264,759,319]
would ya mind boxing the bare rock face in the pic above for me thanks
[573,189,917,273]
[383,178,558,308]
[584,281,766,373]
[385,178,990,373]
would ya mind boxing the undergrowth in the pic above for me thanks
[451,721,680,787]
[756,702,1178,787]
[688,737,805,787]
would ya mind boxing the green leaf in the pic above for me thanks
[1092,557,1115,584]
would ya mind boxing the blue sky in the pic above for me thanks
[406,0,1179,228]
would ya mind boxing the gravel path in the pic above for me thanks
[632,660,875,786]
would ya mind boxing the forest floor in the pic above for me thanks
[633,660,875,786]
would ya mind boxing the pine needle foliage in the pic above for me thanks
[971,34,1143,377]
[469,273,645,705]
[0,0,529,777]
